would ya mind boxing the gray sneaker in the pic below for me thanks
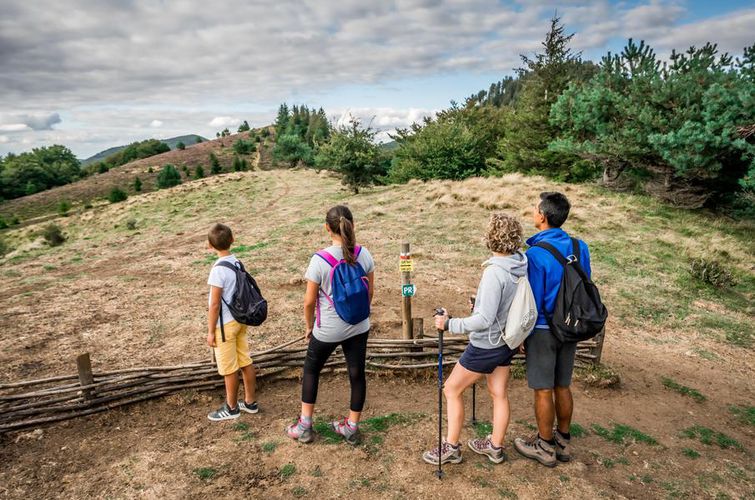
[331,418,361,445]
[422,439,463,465]
[514,434,557,468]
[467,435,507,464]
[554,429,571,462]
[285,418,313,444]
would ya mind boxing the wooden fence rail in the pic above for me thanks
[0,334,602,433]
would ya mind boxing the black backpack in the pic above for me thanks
[215,260,268,341]
[534,238,608,343]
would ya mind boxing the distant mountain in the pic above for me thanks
[80,134,207,165]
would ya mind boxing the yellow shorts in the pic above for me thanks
[213,320,253,376]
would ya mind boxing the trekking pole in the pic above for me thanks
[433,308,445,480]
[471,383,477,426]
[468,297,477,427]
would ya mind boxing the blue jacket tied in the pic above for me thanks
[525,228,592,331]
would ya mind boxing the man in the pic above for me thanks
[514,192,591,467]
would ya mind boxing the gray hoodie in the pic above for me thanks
[447,251,528,349]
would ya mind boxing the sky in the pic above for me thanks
[0,0,753,158]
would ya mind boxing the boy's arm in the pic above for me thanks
[303,280,318,338]
[207,286,222,347]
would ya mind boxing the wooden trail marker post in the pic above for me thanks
[400,242,415,340]
[76,353,95,401]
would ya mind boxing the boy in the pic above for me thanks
[206,223,259,421]
[514,192,591,466]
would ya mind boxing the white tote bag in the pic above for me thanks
[502,276,537,349]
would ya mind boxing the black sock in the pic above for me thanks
[559,431,571,440]
[539,434,556,446]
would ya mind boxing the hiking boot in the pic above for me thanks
[514,434,557,468]
[285,418,313,444]
[207,402,240,422]
[554,429,571,462]
[422,439,463,465]
[331,418,361,445]
[239,400,259,414]
[467,435,507,464]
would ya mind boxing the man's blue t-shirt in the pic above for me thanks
[525,228,592,331]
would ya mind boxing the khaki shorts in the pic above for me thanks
[214,320,253,376]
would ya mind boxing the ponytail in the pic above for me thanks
[339,216,357,265]
[325,205,357,265]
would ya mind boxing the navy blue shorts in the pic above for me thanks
[458,344,517,374]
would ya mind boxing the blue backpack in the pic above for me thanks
[315,245,370,327]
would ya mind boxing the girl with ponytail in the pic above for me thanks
[286,205,375,445]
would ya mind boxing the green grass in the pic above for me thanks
[233,241,270,255]
[279,463,296,479]
[314,412,425,446]
[591,423,658,446]
[193,467,217,480]
[510,364,526,380]
[682,447,701,459]
[261,441,278,453]
[473,420,493,438]
[291,486,307,498]
[729,405,755,427]
[570,423,588,438]
[681,426,743,450]
[692,348,719,361]
[232,422,249,431]
[661,377,707,403]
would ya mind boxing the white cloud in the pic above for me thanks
[0,1,752,156]
[208,116,241,128]
[0,124,30,132]
[333,107,437,142]
[149,119,163,128]
[0,135,9,143]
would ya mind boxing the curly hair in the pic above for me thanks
[485,213,523,255]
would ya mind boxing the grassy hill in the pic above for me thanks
[0,164,753,497]
[80,134,208,166]
[0,129,273,224]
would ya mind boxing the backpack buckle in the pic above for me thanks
[566,254,577,263]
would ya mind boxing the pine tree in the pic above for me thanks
[209,153,221,174]
[133,176,142,192]
[194,165,205,179]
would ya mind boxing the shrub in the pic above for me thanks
[233,138,255,155]
[10,215,20,225]
[126,219,137,230]
[107,187,128,203]
[147,166,154,173]
[315,118,389,193]
[209,153,221,174]
[176,141,185,150]
[232,155,248,171]
[0,237,8,256]
[195,136,203,144]
[238,120,250,132]
[98,163,109,174]
[42,224,65,246]
[273,134,313,166]
[83,202,93,209]
[194,165,205,179]
[57,200,71,216]
[156,164,182,189]
[133,176,142,192]
[0,217,7,230]
[689,258,737,289]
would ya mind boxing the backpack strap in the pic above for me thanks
[315,250,339,268]
[570,238,580,263]
[534,242,569,267]
[215,260,241,272]
[354,245,362,258]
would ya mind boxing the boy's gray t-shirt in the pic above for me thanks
[305,245,375,343]
[207,254,239,327]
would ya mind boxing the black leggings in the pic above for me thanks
[301,330,369,412]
